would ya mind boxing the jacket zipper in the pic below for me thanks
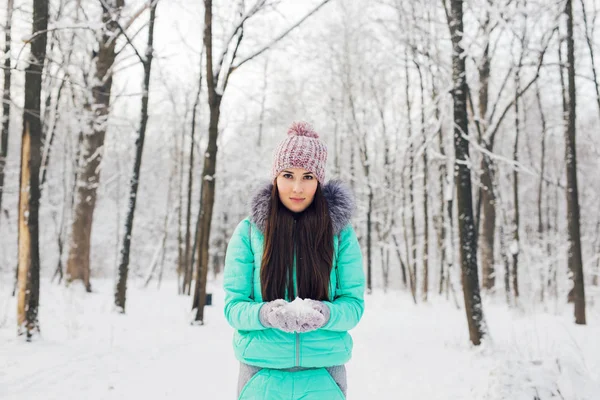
[296,332,300,366]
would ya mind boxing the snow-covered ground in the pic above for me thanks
[1,278,598,400]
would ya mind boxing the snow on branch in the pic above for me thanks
[229,0,333,73]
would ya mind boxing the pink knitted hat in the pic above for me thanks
[271,121,327,184]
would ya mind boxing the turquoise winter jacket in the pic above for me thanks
[223,180,365,369]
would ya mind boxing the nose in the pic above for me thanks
[292,180,303,193]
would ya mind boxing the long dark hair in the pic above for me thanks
[260,181,334,301]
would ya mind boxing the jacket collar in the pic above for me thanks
[249,180,355,236]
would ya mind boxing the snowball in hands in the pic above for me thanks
[260,298,328,333]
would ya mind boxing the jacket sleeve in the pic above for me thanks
[223,219,268,331]
[321,224,365,332]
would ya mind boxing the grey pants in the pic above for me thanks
[237,362,347,398]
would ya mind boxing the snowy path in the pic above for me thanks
[1,279,598,399]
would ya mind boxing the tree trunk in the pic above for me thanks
[547,180,559,298]
[144,209,173,288]
[177,126,185,293]
[345,82,371,295]
[114,1,157,312]
[535,82,548,300]
[160,144,180,290]
[416,63,429,302]
[257,59,268,148]
[192,98,220,322]
[478,27,495,290]
[380,246,390,292]
[511,73,521,299]
[444,142,456,301]
[564,0,586,325]
[392,233,408,287]
[580,0,600,122]
[0,0,14,227]
[66,0,124,292]
[17,0,48,340]
[51,136,75,284]
[39,78,66,190]
[593,218,599,287]
[401,168,416,302]
[332,101,340,178]
[405,48,418,300]
[213,211,229,278]
[433,81,448,296]
[409,141,417,299]
[145,164,175,288]
[448,0,486,345]
[479,156,496,291]
[581,0,599,289]
[366,185,373,294]
[182,59,203,295]
[183,107,197,294]
[498,203,512,305]
[192,0,220,323]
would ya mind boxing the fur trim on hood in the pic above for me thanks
[249,180,355,236]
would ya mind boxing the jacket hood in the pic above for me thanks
[249,180,355,236]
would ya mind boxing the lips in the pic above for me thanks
[290,198,304,202]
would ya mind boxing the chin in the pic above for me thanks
[289,204,307,212]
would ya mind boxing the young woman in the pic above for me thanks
[223,122,365,399]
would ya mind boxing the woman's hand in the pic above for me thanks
[259,299,331,333]
[302,299,330,331]
[258,299,288,328]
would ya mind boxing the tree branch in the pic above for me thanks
[230,0,333,73]
[214,0,267,83]
[487,26,558,147]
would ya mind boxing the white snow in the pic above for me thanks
[282,297,323,320]
[0,278,598,399]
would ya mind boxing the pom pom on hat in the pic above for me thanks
[287,121,319,138]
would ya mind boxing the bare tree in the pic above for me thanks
[51,133,75,284]
[114,0,159,312]
[580,0,600,288]
[580,0,600,122]
[17,0,49,340]
[371,80,399,292]
[66,0,126,292]
[343,71,374,294]
[356,128,374,295]
[434,81,449,296]
[257,58,269,148]
[415,62,429,302]
[182,57,204,296]
[477,3,495,291]
[564,0,586,325]
[400,170,417,303]
[534,82,549,300]
[405,47,418,302]
[593,218,599,287]
[176,114,186,293]
[447,0,486,345]
[39,1,70,191]
[0,0,14,227]
[474,1,556,292]
[511,65,523,300]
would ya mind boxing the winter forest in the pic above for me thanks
[0,0,599,398]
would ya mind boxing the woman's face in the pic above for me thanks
[276,167,319,213]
